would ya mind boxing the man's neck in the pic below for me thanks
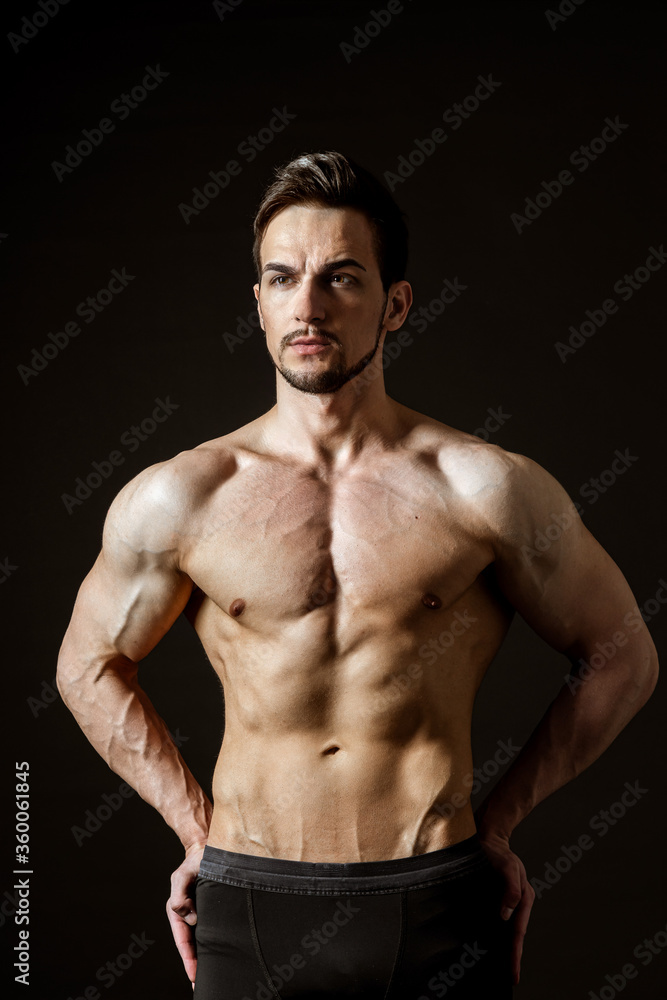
[261,371,403,468]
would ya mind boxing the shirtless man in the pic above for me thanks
[57,151,658,998]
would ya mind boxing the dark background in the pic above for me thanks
[2,0,665,997]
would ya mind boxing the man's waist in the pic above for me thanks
[197,834,490,895]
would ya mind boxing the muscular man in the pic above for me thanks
[57,152,658,998]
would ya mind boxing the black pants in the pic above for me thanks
[193,834,513,999]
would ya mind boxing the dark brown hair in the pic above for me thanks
[252,151,408,291]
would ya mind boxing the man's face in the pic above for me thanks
[254,204,391,394]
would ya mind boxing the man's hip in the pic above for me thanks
[193,834,513,999]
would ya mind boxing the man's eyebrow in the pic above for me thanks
[261,258,368,275]
[321,258,367,274]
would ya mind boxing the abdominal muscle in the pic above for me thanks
[201,623,503,862]
[206,732,478,862]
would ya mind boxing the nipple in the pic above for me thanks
[229,598,246,618]
[421,593,442,610]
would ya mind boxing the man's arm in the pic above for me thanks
[57,462,211,984]
[475,452,658,983]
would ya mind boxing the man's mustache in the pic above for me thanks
[281,329,343,349]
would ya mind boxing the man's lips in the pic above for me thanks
[288,336,334,355]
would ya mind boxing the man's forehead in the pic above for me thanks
[260,204,376,268]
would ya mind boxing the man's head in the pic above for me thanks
[253,151,408,294]
[253,152,412,396]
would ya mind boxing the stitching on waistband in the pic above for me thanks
[196,855,491,895]
[200,838,484,876]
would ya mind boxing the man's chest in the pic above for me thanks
[181,457,494,631]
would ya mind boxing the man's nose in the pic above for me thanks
[293,278,326,325]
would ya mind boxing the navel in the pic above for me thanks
[421,593,442,610]
[322,745,340,756]
[229,598,246,618]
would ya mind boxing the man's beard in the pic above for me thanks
[270,299,387,395]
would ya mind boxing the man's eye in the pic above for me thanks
[272,275,292,285]
[331,274,352,284]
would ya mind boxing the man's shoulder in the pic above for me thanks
[399,404,532,496]
[102,428,252,552]
[398,404,573,537]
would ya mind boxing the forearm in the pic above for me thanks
[476,644,658,840]
[57,651,212,850]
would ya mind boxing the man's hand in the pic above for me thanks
[167,841,208,987]
[476,826,535,986]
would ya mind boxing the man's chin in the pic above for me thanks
[277,364,351,395]
[272,329,383,396]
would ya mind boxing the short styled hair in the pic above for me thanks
[252,151,408,291]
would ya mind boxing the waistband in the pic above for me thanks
[197,834,490,895]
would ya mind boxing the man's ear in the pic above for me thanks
[253,282,265,330]
[384,280,413,332]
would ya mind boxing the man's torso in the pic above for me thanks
[171,403,516,861]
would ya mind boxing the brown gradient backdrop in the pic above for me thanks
[1,1,665,997]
